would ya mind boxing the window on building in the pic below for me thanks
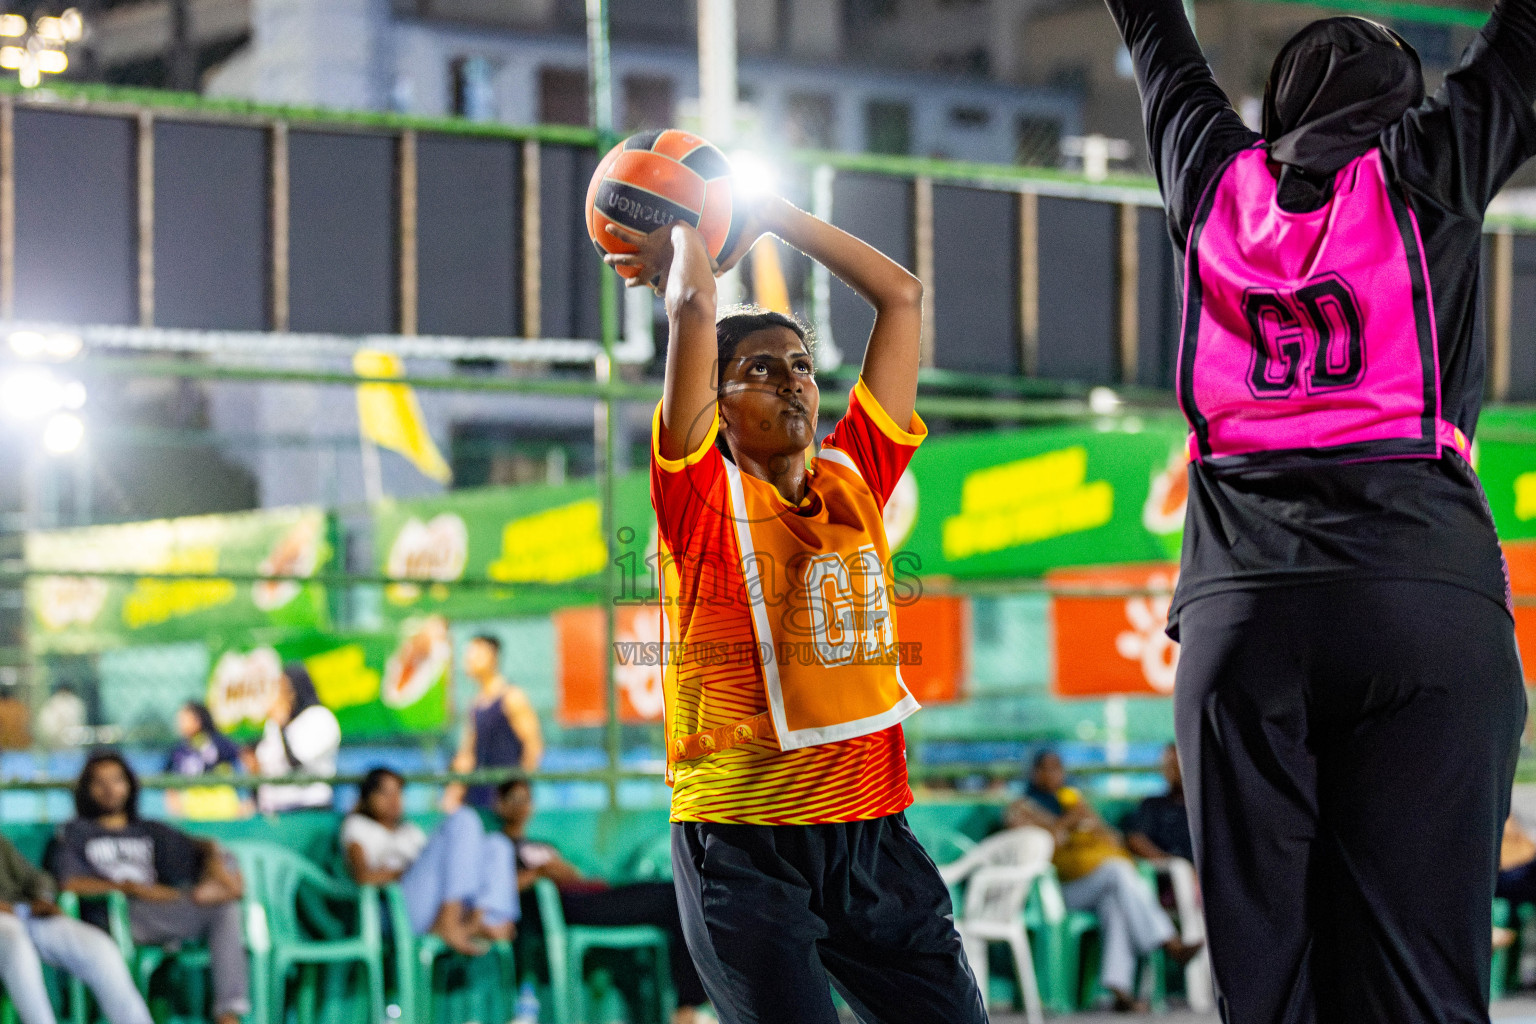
[865,99,912,156]
[623,74,675,132]
[785,92,835,149]
[949,106,991,129]
[450,56,497,121]
[845,0,901,24]
[933,49,991,77]
[1016,114,1062,167]
[539,66,590,127]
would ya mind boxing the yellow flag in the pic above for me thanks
[353,350,452,484]
[751,237,792,314]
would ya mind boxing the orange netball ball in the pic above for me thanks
[586,129,740,280]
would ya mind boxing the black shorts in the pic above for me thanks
[1175,579,1526,1024]
[670,812,987,1024]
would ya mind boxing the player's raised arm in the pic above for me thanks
[1103,0,1255,238]
[605,222,722,462]
[762,197,923,427]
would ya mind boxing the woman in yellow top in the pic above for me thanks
[603,183,984,1023]
[1007,750,1197,1012]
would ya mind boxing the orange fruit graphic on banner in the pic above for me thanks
[1049,563,1180,698]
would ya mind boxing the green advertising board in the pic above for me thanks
[1469,409,1536,543]
[26,506,332,652]
[896,417,1190,576]
[372,474,655,621]
[206,618,450,739]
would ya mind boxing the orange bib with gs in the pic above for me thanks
[696,446,919,755]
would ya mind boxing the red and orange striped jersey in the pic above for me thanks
[650,378,927,825]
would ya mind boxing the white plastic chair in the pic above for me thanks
[1151,856,1213,1013]
[942,827,1054,1024]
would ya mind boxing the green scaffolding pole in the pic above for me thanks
[588,0,623,810]
[1249,0,1487,26]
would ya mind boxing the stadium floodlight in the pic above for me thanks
[34,48,65,74]
[58,9,82,42]
[0,366,63,419]
[730,150,778,201]
[9,329,83,360]
[1089,386,1123,416]
[0,8,81,88]
[41,411,83,455]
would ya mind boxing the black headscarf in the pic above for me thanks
[1262,17,1424,209]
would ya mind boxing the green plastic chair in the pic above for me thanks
[1493,897,1514,1001]
[380,883,515,1024]
[1024,864,1166,1013]
[92,888,213,1016]
[625,834,674,882]
[228,840,385,1024]
[533,877,674,1024]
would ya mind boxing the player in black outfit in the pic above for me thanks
[1101,0,1536,1020]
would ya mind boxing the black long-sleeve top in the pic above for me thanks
[1105,0,1536,628]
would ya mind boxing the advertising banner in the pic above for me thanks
[895,419,1189,579]
[27,506,331,650]
[1049,563,1181,699]
[373,475,654,622]
[206,615,452,739]
[553,593,968,726]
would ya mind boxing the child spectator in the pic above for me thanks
[341,767,516,955]
[51,752,249,1024]
[0,831,153,1024]
[164,701,243,820]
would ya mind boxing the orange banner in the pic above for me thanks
[555,605,667,726]
[1049,563,1180,698]
[1503,542,1536,684]
[895,593,967,705]
[555,593,967,726]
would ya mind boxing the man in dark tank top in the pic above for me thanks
[443,634,544,810]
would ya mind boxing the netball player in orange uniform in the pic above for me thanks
[603,199,986,1023]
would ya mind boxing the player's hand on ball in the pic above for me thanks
[712,193,778,277]
[604,222,678,296]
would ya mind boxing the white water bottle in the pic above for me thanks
[512,981,540,1024]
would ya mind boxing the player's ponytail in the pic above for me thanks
[713,305,813,463]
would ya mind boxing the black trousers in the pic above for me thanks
[1174,580,1526,1024]
[671,812,988,1024]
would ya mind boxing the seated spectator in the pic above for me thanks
[1121,743,1211,1012]
[1123,743,1193,863]
[1499,813,1536,904]
[342,767,517,956]
[247,663,340,814]
[1006,749,1199,1013]
[52,752,250,1024]
[0,832,152,1024]
[492,779,708,1024]
[164,701,242,820]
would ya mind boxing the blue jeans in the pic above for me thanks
[0,910,153,1024]
[399,808,518,935]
